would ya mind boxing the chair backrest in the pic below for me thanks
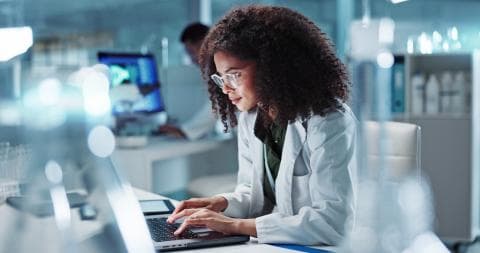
[364,121,421,180]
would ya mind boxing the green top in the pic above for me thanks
[254,112,287,206]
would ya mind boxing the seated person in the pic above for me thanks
[167,5,357,246]
[159,23,217,140]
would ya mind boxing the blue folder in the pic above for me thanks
[269,244,334,253]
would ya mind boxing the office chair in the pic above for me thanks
[364,121,422,180]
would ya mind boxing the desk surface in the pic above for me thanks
[0,187,335,253]
[111,135,235,192]
[114,135,233,161]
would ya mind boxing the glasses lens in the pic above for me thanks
[210,74,223,88]
[224,74,238,89]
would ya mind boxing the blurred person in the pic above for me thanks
[158,22,218,140]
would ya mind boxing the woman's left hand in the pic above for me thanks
[173,209,256,237]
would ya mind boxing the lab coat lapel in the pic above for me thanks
[276,120,306,215]
[250,113,266,216]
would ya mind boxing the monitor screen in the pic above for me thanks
[97,52,165,115]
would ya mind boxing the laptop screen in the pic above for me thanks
[97,52,165,115]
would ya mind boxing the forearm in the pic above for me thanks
[254,207,347,245]
[235,218,257,237]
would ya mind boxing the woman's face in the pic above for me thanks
[213,51,258,112]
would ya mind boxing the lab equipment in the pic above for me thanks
[0,67,156,253]
[425,74,440,114]
[411,73,425,115]
[6,192,87,217]
[451,71,468,113]
[440,71,453,113]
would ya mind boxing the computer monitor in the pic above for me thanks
[97,52,165,115]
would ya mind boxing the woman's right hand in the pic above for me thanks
[166,196,228,223]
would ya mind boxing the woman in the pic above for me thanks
[167,5,357,245]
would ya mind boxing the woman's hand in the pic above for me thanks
[167,196,228,223]
[173,209,257,237]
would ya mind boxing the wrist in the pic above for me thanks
[235,219,257,237]
[210,196,228,212]
[214,196,228,212]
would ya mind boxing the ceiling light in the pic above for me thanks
[0,26,33,62]
[391,0,409,4]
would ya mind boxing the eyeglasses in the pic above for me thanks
[210,72,241,89]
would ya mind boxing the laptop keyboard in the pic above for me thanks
[146,218,198,242]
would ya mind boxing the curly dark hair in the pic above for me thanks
[180,22,209,43]
[199,5,350,131]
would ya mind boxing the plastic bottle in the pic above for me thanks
[425,74,440,115]
[411,73,425,115]
[464,71,472,113]
[451,71,467,114]
[439,71,453,113]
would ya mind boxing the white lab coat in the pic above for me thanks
[218,104,357,245]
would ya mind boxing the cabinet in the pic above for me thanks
[394,52,480,241]
[404,54,472,118]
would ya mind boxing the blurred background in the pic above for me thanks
[1,0,480,252]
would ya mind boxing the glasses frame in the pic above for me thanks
[210,72,240,89]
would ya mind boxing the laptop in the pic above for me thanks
[140,199,250,251]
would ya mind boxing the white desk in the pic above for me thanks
[0,187,335,252]
[111,135,235,192]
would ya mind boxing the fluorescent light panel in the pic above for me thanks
[0,26,33,62]
[391,0,409,4]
